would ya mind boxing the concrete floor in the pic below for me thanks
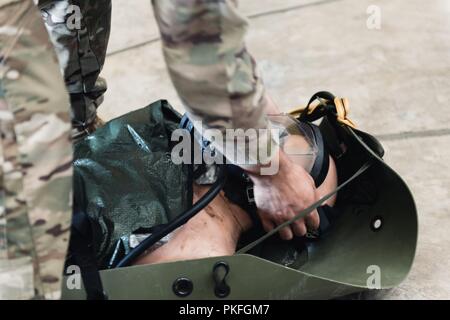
[98,0,450,299]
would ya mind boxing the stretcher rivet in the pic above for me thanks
[371,216,383,232]
[172,277,193,297]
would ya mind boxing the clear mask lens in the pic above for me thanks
[268,114,319,173]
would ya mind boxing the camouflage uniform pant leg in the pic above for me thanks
[0,0,72,299]
[38,0,112,134]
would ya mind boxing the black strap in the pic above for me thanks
[69,173,108,300]
[307,122,330,188]
[305,205,340,239]
[69,209,108,300]
[222,165,262,229]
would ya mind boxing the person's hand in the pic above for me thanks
[246,150,320,240]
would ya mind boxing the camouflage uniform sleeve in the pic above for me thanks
[0,0,72,299]
[152,0,278,165]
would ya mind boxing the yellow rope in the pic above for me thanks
[334,97,356,128]
[288,96,356,129]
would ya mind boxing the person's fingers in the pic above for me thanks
[305,209,320,230]
[261,217,275,233]
[285,208,307,237]
[292,218,307,237]
[279,226,293,241]
[273,213,294,240]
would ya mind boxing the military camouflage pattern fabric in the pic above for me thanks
[0,0,72,299]
[152,0,276,164]
[38,0,111,135]
[40,0,275,163]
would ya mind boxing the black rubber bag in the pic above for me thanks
[73,100,191,268]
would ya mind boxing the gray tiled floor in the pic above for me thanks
[98,0,450,299]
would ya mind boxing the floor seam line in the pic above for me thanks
[106,0,344,57]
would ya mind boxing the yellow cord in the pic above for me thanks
[288,96,356,129]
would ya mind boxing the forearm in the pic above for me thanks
[152,0,278,166]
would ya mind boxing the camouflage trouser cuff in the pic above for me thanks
[70,76,108,139]
[70,93,104,140]
[71,124,97,141]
